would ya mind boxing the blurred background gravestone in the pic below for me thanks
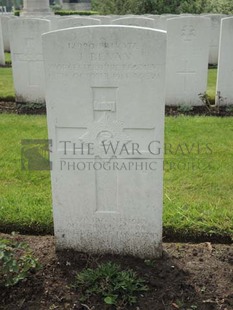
[21,0,53,16]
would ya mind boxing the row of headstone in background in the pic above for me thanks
[6,15,233,106]
[166,17,210,106]
[217,17,233,105]
[203,14,228,64]
[9,18,51,104]
[0,19,4,65]
[1,13,228,65]
[6,16,208,106]
[0,15,17,52]
[21,0,53,17]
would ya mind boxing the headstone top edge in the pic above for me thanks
[221,16,233,22]
[112,16,155,21]
[9,17,51,23]
[58,17,101,22]
[167,16,212,21]
[42,24,167,38]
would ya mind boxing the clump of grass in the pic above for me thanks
[74,262,148,307]
[206,68,217,100]
[177,104,194,113]
[0,234,41,287]
[0,67,15,99]
[4,52,11,64]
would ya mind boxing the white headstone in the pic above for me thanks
[109,15,121,20]
[42,25,166,258]
[112,17,155,28]
[9,18,51,103]
[0,20,5,65]
[145,14,160,18]
[180,14,195,16]
[91,15,112,25]
[21,0,53,16]
[166,17,210,106]
[43,15,61,31]
[203,14,227,65]
[0,15,17,52]
[57,17,101,30]
[157,15,178,30]
[216,17,233,105]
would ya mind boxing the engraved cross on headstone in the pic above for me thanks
[57,87,155,214]
[177,61,196,94]
[79,87,130,214]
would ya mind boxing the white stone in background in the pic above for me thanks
[146,15,160,28]
[9,18,51,103]
[154,16,160,29]
[42,16,61,31]
[157,15,178,30]
[0,20,5,65]
[109,15,121,20]
[203,14,227,65]
[91,15,112,25]
[0,15,17,52]
[21,0,53,16]
[166,17,210,106]
[57,17,101,29]
[112,16,155,28]
[216,17,233,105]
[180,13,196,16]
[145,14,160,18]
[42,25,166,258]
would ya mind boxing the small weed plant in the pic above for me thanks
[177,104,194,113]
[198,92,220,113]
[74,261,148,307]
[0,236,41,287]
[226,105,233,113]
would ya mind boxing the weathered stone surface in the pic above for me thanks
[56,17,101,30]
[203,14,227,65]
[0,15,17,52]
[166,17,210,106]
[9,18,51,103]
[112,17,155,28]
[21,0,53,16]
[216,17,233,105]
[0,19,5,65]
[42,25,166,258]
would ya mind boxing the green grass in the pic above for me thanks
[164,116,233,239]
[0,65,217,101]
[206,68,217,100]
[0,114,52,233]
[4,52,11,63]
[0,67,15,100]
[0,114,232,239]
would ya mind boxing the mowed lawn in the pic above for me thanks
[4,52,11,63]
[0,67,15,99]
[206,68,217,99]
[0,66,217,100]
[0,114,232,239]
